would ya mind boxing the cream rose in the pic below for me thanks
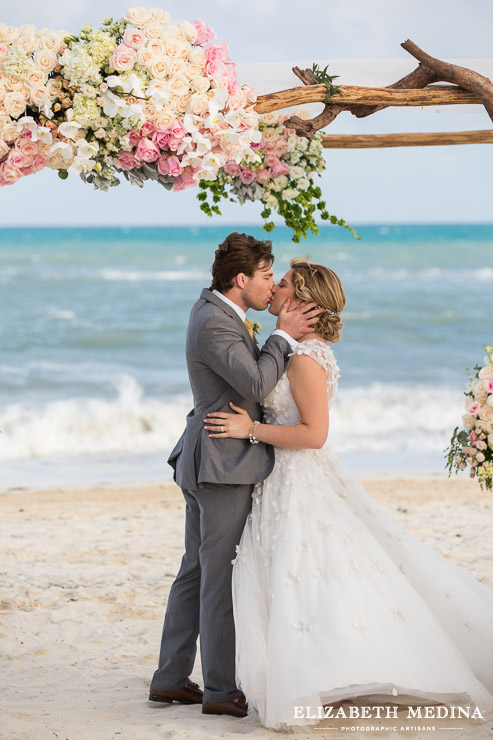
[168,59,186,77]
[26,68,47,87]
[175,93,191,114]
[487,395,493,410]
[180,21,197,44]
[29,86,48,108]
[164,39,189,61]
[188,92,209,116]
[149,8,171,24]
[0,139,9,159]
[4,91,27,119]
[17,84,31,102]
[168,75,189,97]
[145,38,165,56]
[142,100,158,120]
[37,30,62,53]
[0,23,19,44]
[4,75,22,91]
[165,25,186,41]
[479,406,492,422]
[154,110,174,129]
[124,7,151,28]
[34,49,57,73]
[184,64,201,80]
[45,78,61,99]
[137,48,153,67]
[143,21,163,39]
[17,34,37,54]
[189,48,206,68]
[479,366,493,380]
[0,120,21,141]
[150,58,168,79]
[190,76,210,94]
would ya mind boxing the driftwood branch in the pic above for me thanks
[283,67,347,139]
[351,63,438,118]
[401,39,493,123]
[321,130,493,148]
[254,84,480,114]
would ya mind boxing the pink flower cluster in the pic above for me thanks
[0,129,48,187]
[117,119,199,191]
[222,121,294,185]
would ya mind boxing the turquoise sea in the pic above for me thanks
[1,223,492,490]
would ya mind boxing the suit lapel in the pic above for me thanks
[201,288,260,356]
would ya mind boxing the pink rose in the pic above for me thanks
[168,135,184,151]
[224,160,241,176]
[173,166,199,192]
[15,137,38,158]
[166,155,183,178]
[264,153,280,168]
[485,379,493,393]
[250,141,262,151]
[169,119,187,139]
[275,140,289,155]
[224,60,237,81]
[23,155,46,175]
[140,121,156,138]
[152,130,170,150]
[109,44,137,72]
[263,141,276,153]
[7,149,27,169]
[242,84,257,104]
[157,154,171,176]
[205,44,226,63]
[205,59,226,78]
[239,167,256,185]
[468,402,481,416]
[0,162,22,185]
[117,151,139,170]
[134,138,160,162]
[255,168,271,185]
[123,27,145,50]
[192,19,216,46]
[269,161,290,178]
[127,130,141,147]
[469,431,478,442]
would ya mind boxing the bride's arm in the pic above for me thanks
[204,354,329,450]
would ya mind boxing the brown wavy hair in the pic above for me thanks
[290,257,346,343]
[210,232,274,293]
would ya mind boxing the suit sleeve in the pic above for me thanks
[199,319,290,402]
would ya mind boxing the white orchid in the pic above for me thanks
[58,121,82,140]
[75,139,99,158]
[69,155,96,174]
[31,126,52,144]
[49,141,74,160]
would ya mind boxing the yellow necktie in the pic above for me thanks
[244,318,254,340]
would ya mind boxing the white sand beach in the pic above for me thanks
[1,477,492,740]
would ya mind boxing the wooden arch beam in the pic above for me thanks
[321,131,493,148]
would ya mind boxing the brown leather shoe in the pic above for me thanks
[202,696,248,718]
[148,678,203,704]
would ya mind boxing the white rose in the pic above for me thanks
[487,395,493,409]
[0,23,19,44]
[4,75,22,92]
[124,7,151,28]
[479,406,492,422]
[150,58,169,79]
[0,139,9,158]
[261,112,279,124]
[168,59,186,77]
[263,192,278,208]
[281,188,299,200]
[165,24,186,41]
[479,366,493,380]
[462,414,476,431]
[189,48,206,68]
[26,68,47,87]
[17,84,30,102]
[0,120,21,141]
[289,165,305,180]
[4,91,27,119]
[34,49,57,73]
[297,177,310,190]
[174,93,190,114]
[180,21,197,44]
[137,48,153,67]
[154,110,174,129]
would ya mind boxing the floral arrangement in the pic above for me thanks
[446,344,493,491]
[197,109,359,242]
[0,9,260,191]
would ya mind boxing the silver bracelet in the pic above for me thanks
[249,420,260,444]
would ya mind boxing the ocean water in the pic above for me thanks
[1,223,492,490]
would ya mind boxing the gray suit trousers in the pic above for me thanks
[150,482,254,703]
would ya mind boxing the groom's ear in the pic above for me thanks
[236,272,248,289]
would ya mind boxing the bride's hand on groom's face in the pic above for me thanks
[276,299,323,340]
[203,402,253,440]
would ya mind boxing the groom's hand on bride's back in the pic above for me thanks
[276,299,324,340]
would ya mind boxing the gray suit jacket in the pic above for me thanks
[168,288,291,490]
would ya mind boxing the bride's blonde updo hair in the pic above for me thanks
[290,257,346,343]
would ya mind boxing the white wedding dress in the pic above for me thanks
[232,340,493,730]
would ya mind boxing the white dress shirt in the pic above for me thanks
[212,290,299,351]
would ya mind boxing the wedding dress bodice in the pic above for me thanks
[262,339,340,427]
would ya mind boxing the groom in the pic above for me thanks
[149,232,320,717]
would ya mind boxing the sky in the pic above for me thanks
[1,0,493,225]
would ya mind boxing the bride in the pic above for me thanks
[203,258,493,730]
